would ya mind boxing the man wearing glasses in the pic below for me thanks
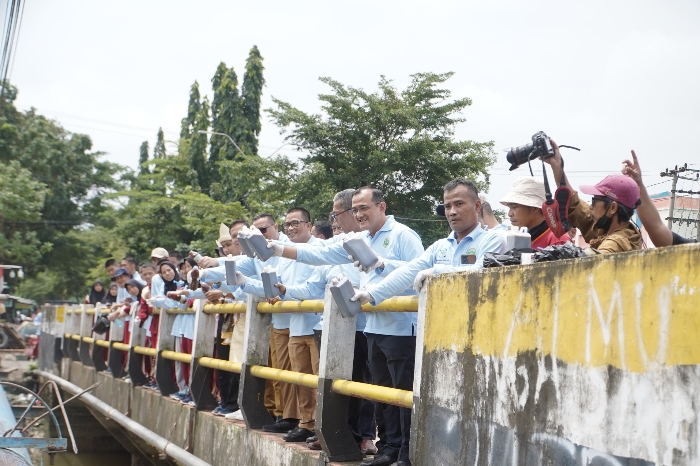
[235,208,328,442]
[267,187,424,466]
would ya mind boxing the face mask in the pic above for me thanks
[594,203,613,232]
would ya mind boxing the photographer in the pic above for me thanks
[544,140,642,253]
[499,177,572,248]
[622,151,697,246]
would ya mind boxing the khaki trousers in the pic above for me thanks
[288,335,319,430]
[271,328,299,420]
[264,327,282,418]
[228,313,246,364]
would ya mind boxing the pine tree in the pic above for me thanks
[241,45,265,156]
[216,67,244,161]
[138,141,150,175]
[189,96,210,192]
[181,81,201,139]
[209,62,230,185]
[153,128,166,158]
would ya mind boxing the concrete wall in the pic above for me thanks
[414,244,700,466]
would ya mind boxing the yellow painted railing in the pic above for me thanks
[161,350,192,363]
[133,346,157,357]
[94,339,110,348]
[112,342,130,352]
[198,357,242,373]
[203,303,247,314]
[332,379,412,408]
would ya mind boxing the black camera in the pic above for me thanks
[505,131,554,171]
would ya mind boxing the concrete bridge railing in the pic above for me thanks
[40,243,700,465]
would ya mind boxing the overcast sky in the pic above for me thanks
[10,0,700,216]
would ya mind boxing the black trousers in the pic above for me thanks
[350,331,377,442]
[366,333,416,462]
[216,316,239,410]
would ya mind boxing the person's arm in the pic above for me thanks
[279,266,332,301]
[432,231,507,274]
[622,150,673,247]
[295,240,353,266]
[366,247,435,304]
[544,139,574,191]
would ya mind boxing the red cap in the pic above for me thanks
[580,175,640,209]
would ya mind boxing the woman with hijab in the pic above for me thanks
[86,280,107,305]
[104,283,119,304]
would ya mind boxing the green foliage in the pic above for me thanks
[138,141,150,175]
[0,160,48,266]
[153,128,166,159]
[241,45,265,156]
[267,72,496,244]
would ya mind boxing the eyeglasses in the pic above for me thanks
[351,203,380,216]
[256,224,274,234]
[330,208,352,221]
[283,220,309,230]
[591,196,611,206]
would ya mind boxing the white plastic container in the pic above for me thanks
[504,226,531,250]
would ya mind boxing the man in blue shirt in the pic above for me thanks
[353,179,507,305]
[268,187,424,466]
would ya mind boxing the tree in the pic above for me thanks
[153,128,166,159]
[180,81,201,139]
[189,96,210,191]
[241,45,265,156]
[138,141,150,175]
[267,72,496,244]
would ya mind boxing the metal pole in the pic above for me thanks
[668,169,678,230]
[36,371,212,466]
[198,130,246,158]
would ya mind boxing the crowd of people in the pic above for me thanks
[84,143,696,466]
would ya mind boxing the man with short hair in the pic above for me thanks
[269,187,424,466]
[499,177,571,248]
[121,256,145,284]
[311,220,333,240]
[168,250,182,263]
[104,259,119,278]
[478,194,506,231]
[545,140,642,253]
[354,179,507,304]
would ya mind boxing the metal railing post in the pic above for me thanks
[154,305,179,397]
[128,302,150,386]
[189,299,217,410]
[239,295,274,429]
[107,308,126,378]
[91,304,108,372]
[316,287,363,462]
[78,305,94,366]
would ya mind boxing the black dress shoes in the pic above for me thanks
[359,455,397,466]
[262,418,299,433]
[283,427,314,442]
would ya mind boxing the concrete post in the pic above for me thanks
[127,303,150,386]
[38,305,63,373]
[409,286,428,463]
[65,306,81,362]
[107,308,126,378]
[91,304,108,372]
[189,299,217,410]
[316,287,363,462]
[154,305,179,397]
[78,304,95,366]
[239,294,274,429]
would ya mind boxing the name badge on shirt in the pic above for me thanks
[461,254,476,265]
[435,247,450,264]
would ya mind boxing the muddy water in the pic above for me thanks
[35,452,131,465]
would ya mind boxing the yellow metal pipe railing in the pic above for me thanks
[71,335,80,341]
[161,350,192,363]
[363,295,418,312]
[133,346,157,357]
[165,309,195,315]
[198,357,242,374]
[64,333,70,339]
[94,339,110,348]
[112,342,130,352]
[332,379,413,408]
[202,303,247,314]
[256,300,325,314]
[249,366,319,389]
[82,337,94,344]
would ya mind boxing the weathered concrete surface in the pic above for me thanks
[413,244,700,466]
[68,361,131,415]
[59,361,363,465]
[132,384,194,452]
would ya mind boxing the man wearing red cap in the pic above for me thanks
[545,141,642,253]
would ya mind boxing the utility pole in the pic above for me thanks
[661,165,685,230]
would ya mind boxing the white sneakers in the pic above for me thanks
[225,410,244,421]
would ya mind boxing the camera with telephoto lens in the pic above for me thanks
[505,131,554,171]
